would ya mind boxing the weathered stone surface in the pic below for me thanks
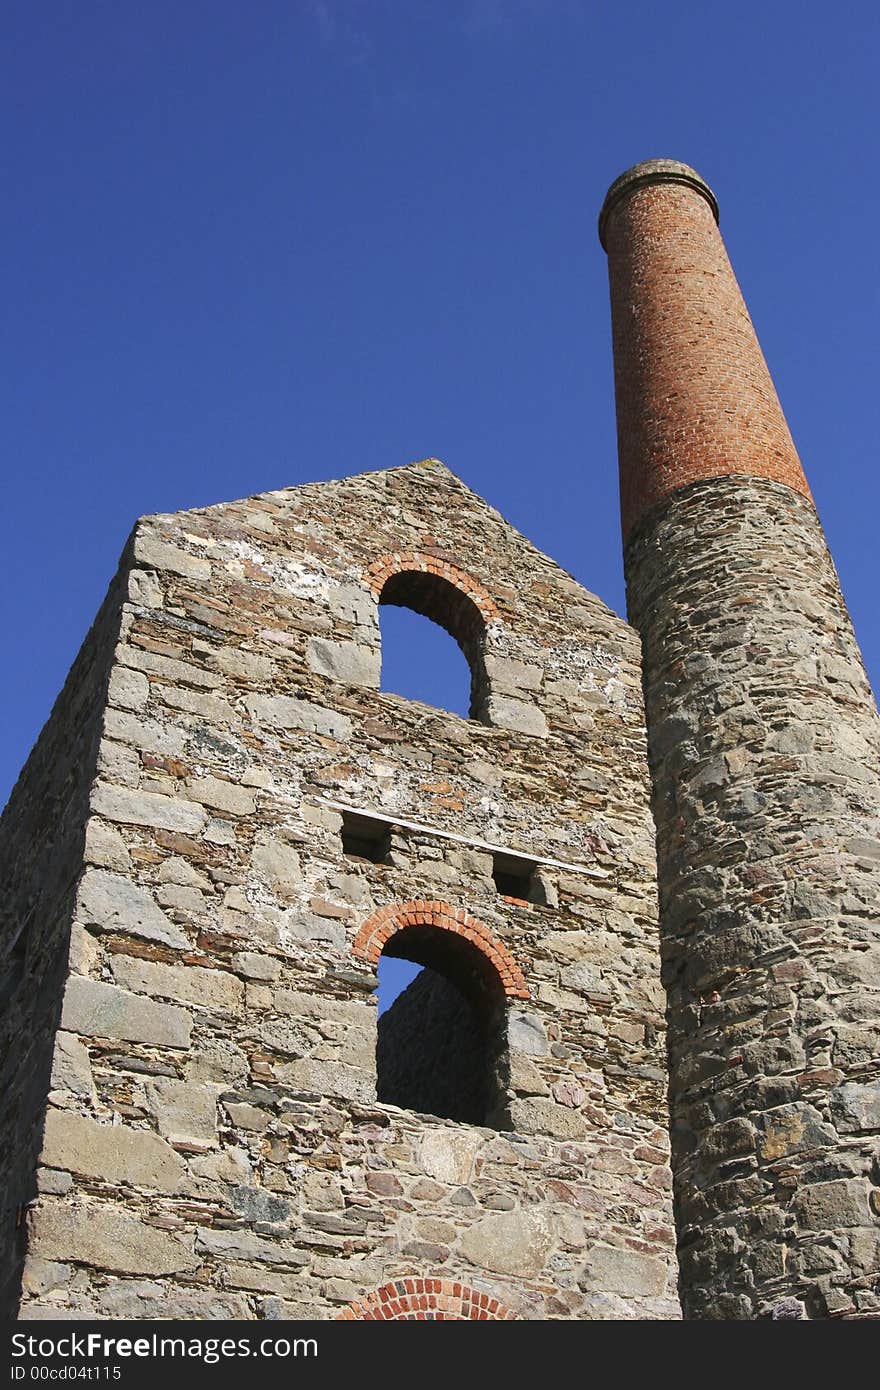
[88,1281,249,1320]
[459,1210,551,1276]
[208,647,275,682]
[83,819,132,872]
[103,707,187,757]
[195,1227,308,1266]
[41,1109,186,1193]
[245,694,351,740]
[112,956,244,1016]
[508,1010,549,1056]
[223,1102,271,1132]
[133,531,211,581]
[582,1246,669,1297]
[91,784,207,834]
[280,1059,374,1104]
[108,667,150,711]
[418,1129,482,1186]
[758,1104,836,1161]
[232,951,281,981]
[485,694,548,738]
[144,1079,219,1149]
[186,776,256,817]
[251,837,301,895]
[508,1097,586,1140]
[76,869,189,949]
[831,1081,880,1134]
[306,637,380,688]
[792,1180,870,1230]
[61,977,192,1049]
[29,1203,198,1275]
[21,1257,70,1298]
[50,1033,94,1100]
[485,656,543,693]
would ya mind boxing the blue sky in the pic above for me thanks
[3,1,879,825]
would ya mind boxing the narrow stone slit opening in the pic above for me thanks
[375,925,509,1127]
[492,851,537,903]
[340,811,391,864]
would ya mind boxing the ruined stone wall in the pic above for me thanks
[13,460,680,1320]
[626,476,880,1319]
[0,567,129,1317]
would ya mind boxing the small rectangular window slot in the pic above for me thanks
[493,852,537,904]
[341,811,392,864]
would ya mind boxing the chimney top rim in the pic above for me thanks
[598,159,719,250]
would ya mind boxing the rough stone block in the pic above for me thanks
[83,820,132,872]
[61,976,192,1049]
[582,1246,669,1297]
[251,837,301,895]
[306,636,380,688]
[108,667,150,711]
[792,1179,870,1230]
[758,1103,836,1161]
[50,1032,95,1100]
[508,1009,549,1056]
[144,1079,219,1149]
[133,532,211,581]
[195,1227,308,1266]
[280,1058,373,1104]
[91,784,207,835]
[831,1081,880,1133]
[418,1129,482,1185]
[485,693,548,738]
[459,1210,551,1277]
[245,694,351,740]
[111,956,244,1016]
[29,1201,199,1276]
[76,869,189,949]
[186,775,256,817]
[102,707,187,757]
[508,1096,586,1140]
[41,1109,186,1193]
[485,656,544,693]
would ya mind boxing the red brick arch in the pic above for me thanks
[365,550,499,625]
[338,1277,518,1320]
[352,899,529,1000]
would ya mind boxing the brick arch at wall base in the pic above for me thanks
[351,899,529,1000]
[338,1278,518,1320]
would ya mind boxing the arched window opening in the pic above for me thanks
[378,606,472,718]
[375,923,509,1128]
[376,568,490,720]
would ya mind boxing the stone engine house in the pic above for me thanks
[2,160,879,1321]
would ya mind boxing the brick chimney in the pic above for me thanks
[602,160,880,1320]
[599,158,812,540]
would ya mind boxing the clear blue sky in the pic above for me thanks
[3,0,879,818]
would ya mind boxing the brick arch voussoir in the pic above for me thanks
[365,550,499,626]
[352,899,529,1000]
[337,1277,518,1320]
